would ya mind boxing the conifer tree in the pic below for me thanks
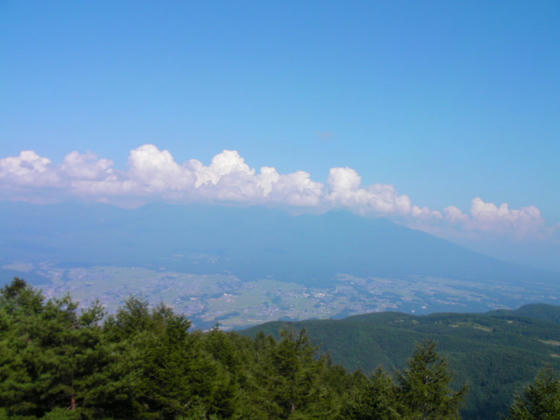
[507,368,560,419]
[342,367,401,420]
[0,280,473,419]
[396,340,466,420]
[0,279,102,417]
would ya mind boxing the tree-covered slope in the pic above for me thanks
[244,306,560,419]
[0,278,469,420]
[4,277,560,419]
[510,303,560,325]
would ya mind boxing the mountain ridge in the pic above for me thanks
[0,201,556,287]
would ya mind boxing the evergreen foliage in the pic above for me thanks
[0,278,466,419]
[246,307,560,419]
[396,341,465,419]
[8,278,560,420]
[341,342,465,420]
[507,369,560,420]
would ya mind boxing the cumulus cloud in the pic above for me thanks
[62,152,114,180]
[327,167,404,213]
[0,150,59,187]
[469,197,544,235]
[444,205,469,224]
[0,145,551,238]
[189,150,254,188]
[326,167,442,220]
[129,144,194,193]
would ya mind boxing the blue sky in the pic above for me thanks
[1,1,559,268]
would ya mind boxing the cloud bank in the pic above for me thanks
[0,144,549,238]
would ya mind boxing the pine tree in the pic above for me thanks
[342,367,401,420]
[396,340,466,420]
[508,368,560,420]
[0,279,106,418]
[0,280,473,419]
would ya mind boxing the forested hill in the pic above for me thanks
[2,278,560,419]
[0,278,470,419]
[244,304,560,419]
[505,303,560,325]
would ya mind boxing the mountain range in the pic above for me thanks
[0,201,558,327]
[1,201,556,285]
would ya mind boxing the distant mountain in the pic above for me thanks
[0,201,556,288]
[243,305,560,419]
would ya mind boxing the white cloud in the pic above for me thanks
[469,197,544,235]
[444,205,469,224]
[428,199,546,239]
[129,144,194,193]
[328,167,362,193]
[269,170,324,206]
[62,151,114,180]
[326,167,440,218]
[0,145,551,239]
[256,166,280,196]
[0,150,59,187]
[412,205,442,219]
[189,150,254,188]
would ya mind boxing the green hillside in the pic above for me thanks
[0,278,473,419]
[510,303,560,325]
[4,277,560,419]
[244,306,560,419]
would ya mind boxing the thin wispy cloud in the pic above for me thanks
[0,145,548,239]
[316,131,335,142]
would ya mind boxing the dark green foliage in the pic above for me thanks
[507,369,560,419]
[4,278,559,420]
[0,278,106,418]
[341,342,465,420]
[510,304,560,326]
[396,341,465,419]
[245,307,560,419]
[341,367,401,420]
[0,279,365,419]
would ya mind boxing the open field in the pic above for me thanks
[3,262,559,330]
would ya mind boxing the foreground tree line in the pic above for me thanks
[0,279,558,419]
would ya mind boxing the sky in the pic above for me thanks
[1,1,559,269]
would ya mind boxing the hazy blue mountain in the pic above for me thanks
[0,201,556,288]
